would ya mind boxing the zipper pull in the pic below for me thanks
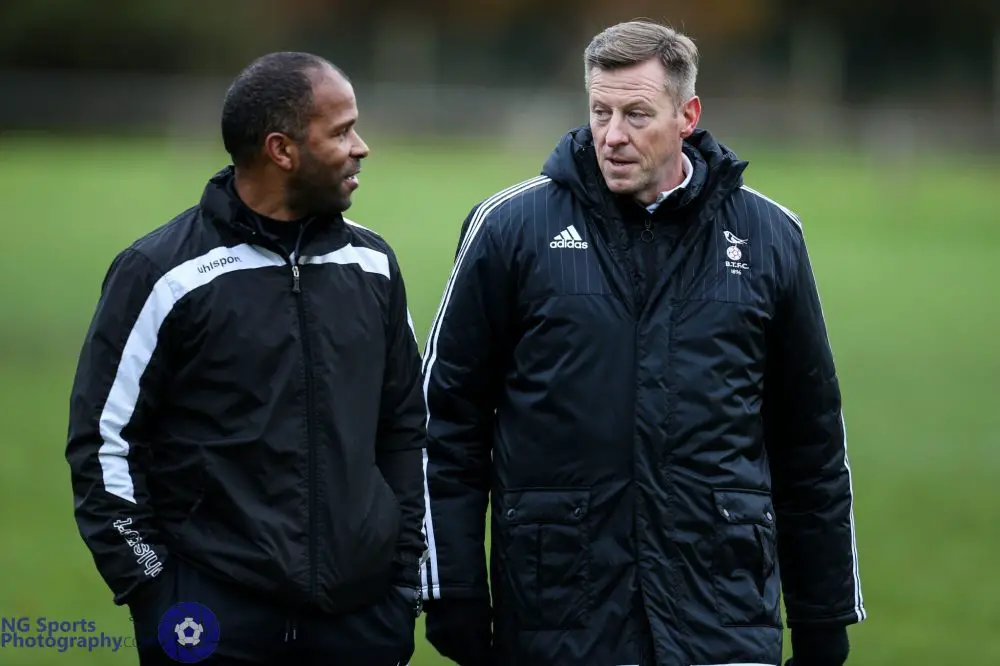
[291,264,301,293]
[641,219,654,242]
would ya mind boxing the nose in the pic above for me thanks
[605,114,629,147]
[352,131,370,158]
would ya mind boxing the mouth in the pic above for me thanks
[343,169,360,188]
[606,157,635,169]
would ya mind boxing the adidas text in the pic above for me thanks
[550,238,589,249]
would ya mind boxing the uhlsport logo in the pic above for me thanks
[113,518,163,579]
[550,225,588,249]
[197,255,242,274]
[157,602,220,663]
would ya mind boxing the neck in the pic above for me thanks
[661,155,687,191]
[233,167,296,221]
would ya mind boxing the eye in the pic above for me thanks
[332,121,356,138]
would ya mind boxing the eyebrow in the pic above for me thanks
[591,96,656,109]
[330,115,357,131]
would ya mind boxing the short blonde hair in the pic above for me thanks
[584,20,699,106]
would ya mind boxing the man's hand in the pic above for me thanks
[424,598,492,666]
[785,625,850,666]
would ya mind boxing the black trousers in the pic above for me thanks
[127,557,415,665]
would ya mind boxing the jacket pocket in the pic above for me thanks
[711,488,781,627]
[171,462,209,549]
[498,488,592,630]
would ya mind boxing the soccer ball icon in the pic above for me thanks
[159,601,220,663]
[174,617,204,646]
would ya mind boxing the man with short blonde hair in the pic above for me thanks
[584,20,699,106]
[421,19,865,666]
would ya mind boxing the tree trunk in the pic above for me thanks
[787,10,845,142]
[993,23,1000,138]
[370,10,438,84]
[788,11,843,104]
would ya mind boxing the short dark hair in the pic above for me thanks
[221,51,336,166]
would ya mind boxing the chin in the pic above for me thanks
[304,198,348,217]
[604,178,637,196]
[322,189,353,213]
[599,169,634,193]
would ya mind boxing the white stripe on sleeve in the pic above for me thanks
[98,244,284,503]
[419,175,549,599]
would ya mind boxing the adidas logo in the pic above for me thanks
[550,225,588,249]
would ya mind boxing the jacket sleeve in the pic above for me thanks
[420,207,510,602]
[375,248,429,588]
[763,226,866,628]
[65,248,172,605]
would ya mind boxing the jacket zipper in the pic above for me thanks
[283,617,298,642]
[641,218,654,242]
[631,320,645,651]
[589,212,648,661]
[289,227,318,605]
[615,214,647,663]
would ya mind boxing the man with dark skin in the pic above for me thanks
[66,53,426,666]
[231,57,365,220]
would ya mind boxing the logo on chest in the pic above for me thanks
[723,230,750,275]
[197,255,242,274]
[550,224,589,250]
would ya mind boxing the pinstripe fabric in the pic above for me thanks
[420,175,551,599]
[419,125,866,665]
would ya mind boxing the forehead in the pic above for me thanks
[307,66,357,122]
[588,59,670,106]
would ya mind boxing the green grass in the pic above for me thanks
[0,133,997,665]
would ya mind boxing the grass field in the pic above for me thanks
[0,132,997,665]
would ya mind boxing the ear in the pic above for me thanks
[263,132,298,172]
[678,96,701,139]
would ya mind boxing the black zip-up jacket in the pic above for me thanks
[66,166,427,614]
[420,127,866,665]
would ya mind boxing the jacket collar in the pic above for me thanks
[199,166,343,247]
[542,125,748,224]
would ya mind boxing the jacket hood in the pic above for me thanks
[541,125,749,220]
[201,166,260,236]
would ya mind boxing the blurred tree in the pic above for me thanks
[770,0,997,106]
[577,0,779,42]
[0,0,994,117]
[0,0,303,73]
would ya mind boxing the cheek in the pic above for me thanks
[589,124,606,146]
[307,139,346,167]
[641,122,680,160]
